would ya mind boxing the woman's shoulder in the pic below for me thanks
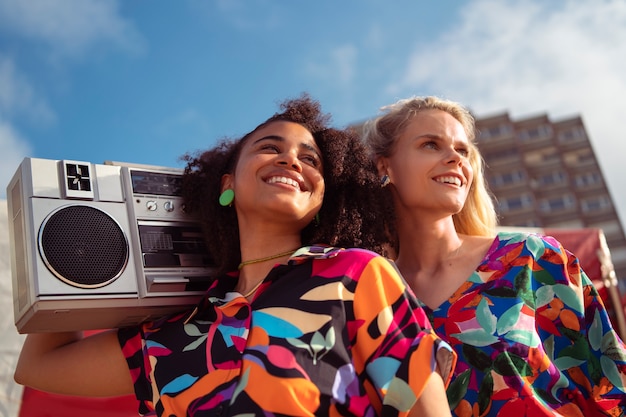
[339,246,384,257]
[332,247,394,265]
[495,230,566,257]
[295,245,392,272]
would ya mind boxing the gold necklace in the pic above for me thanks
[238,248,298,270]
[240,279,265,298]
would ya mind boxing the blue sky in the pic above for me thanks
[1,0,626,233]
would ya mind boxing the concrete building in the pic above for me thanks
[475,112,626,290]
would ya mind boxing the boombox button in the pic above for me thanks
[146,200,158,211]
[163,201,175,212]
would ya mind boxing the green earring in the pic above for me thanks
[219,189,235,207]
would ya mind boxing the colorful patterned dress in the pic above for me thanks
[421,232,626,417]
[118,246,455,416]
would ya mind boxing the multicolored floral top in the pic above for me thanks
[421,232,626,417]
[118,246,455,417]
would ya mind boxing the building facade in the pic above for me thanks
[475,112,626,291]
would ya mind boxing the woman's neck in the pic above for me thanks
[236,228,302,286]
[237,219,302,259]
[394,214,461,274]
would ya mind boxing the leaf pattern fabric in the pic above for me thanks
[118,246,455,416]
[422,232,626,417]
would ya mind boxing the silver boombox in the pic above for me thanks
[7,157,216,333]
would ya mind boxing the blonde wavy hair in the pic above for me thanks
[363,96,498,237]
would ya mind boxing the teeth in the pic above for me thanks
[436,176,462,186]
[267,176,301,190]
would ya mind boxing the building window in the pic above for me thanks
[518,219,541,228]
[535,170,568,187]
[563,148,595,166]
[538,194,576,213]
[557,126,587,144]
[524,147,560,166]
[483,147,520,161]
[574,172,602,188]
[580,196,612,213]
[499,194,534,212]
[490,169,527,187]
[578,152,595,164]
[478,124,514,141]
[518,124,553,141]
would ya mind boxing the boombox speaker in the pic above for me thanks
[39,205,129,288]
[7,157,215,333]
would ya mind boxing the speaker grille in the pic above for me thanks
[39,205,129,288]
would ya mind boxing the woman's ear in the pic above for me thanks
[221,174,233,193]
[376,158,388,177]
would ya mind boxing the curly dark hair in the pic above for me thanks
[181,93,390,274]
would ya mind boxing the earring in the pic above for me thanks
[380,175,390,187]
[315,212,320,225]
[219,189,235,206]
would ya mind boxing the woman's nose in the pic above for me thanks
[276,151,302,171]
[445,149,463,165]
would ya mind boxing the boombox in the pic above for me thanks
[7,157,216,333]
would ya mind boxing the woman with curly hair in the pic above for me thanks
[15,94,455,416]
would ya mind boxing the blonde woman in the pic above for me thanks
[364,96,626,416]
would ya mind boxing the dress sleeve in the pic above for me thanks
[352,254,456,415]
[117,324,155,416]
[535,235,626,414]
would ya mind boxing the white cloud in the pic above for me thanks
[0,0,145,57]
[390,0,626,230]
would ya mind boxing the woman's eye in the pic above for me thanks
[260,144,280,153]
[423,141,438,149]
[457,148,469,157]
[301,155,320,167]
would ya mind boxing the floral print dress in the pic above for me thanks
[421,232,626,417]
[118,246,455,417]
